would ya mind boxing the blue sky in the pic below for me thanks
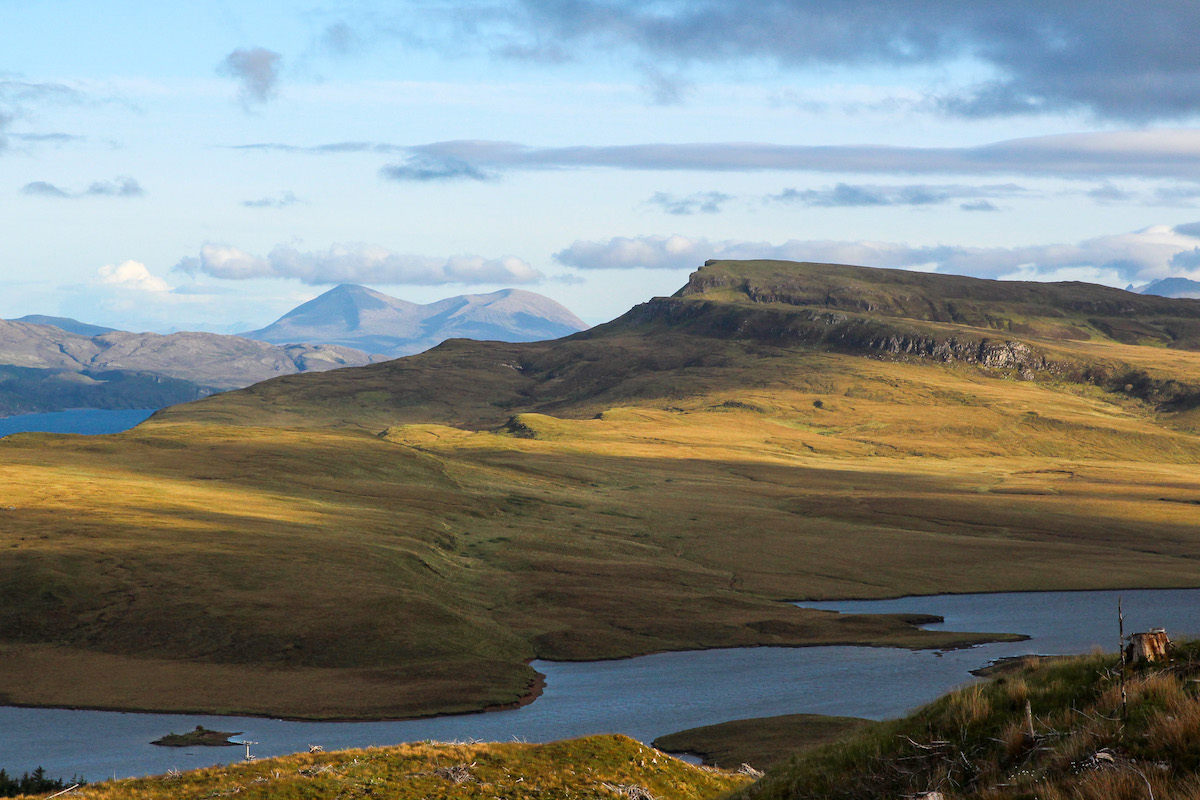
[5,0,1200,332]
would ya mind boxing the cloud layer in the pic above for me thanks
[407,0,1200,122]
[247,130,1200,184]
[554,224,1200,288]
[242,190,302,209]
[174,243,542,286]
[648,191,731,215]
[768,183,1025,209]
[21,177,143,198]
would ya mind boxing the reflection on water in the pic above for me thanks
[3,588,1196,780]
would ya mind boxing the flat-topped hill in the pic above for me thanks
[677,259,1200,347]
[156,260,1200,431]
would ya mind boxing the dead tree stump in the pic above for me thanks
[1125,628,1170,664]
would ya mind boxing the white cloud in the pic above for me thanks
[95,260,170,292]
[174,242,543,286]
[554,224,1200,287]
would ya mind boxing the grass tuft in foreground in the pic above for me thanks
[737,641,1200,800]
[14,734,748,800]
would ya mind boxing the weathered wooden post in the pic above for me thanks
[1119,597,1127,721]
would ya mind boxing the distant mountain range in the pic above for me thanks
[241,285,589,357]
[0,318,379,416]
[0,286,588,416]
[1129,277,1200,299]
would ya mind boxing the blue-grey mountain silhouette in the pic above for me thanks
[241,284,588,356]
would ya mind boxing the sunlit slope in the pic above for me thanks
[3,260,1200,718]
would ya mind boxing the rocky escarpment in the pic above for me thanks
[618,297,1063,377]
[610,296,1200,410]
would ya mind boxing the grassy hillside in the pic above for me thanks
[736,643,1200,800]
[10,734,749,800]
[2,260,1199,718]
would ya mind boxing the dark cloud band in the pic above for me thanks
[482,1,1200,122]
[234,131,1200,183]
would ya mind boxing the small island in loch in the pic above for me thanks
[151,726,242,748]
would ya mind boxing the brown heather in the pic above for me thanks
[738,643,1200,800]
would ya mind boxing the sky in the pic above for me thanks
[6,1,1200,332]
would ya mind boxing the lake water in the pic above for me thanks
[0,408,156,437]
[3,588,1197,781]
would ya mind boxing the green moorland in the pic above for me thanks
[2,260,1200,718]
[737,643,1200,800]
[10,734,750,800]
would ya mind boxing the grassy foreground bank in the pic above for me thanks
[11,735,748,800]
[739,642,1200,800]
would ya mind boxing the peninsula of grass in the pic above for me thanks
[151,725,241,747]
[2,260,1199,719]
[653,714,873,769]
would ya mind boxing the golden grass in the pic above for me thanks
[4,348,1200,717]
[12,734,749,800]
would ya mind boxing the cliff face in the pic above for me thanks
[619,297,1059,376]
[608,293,1200,411]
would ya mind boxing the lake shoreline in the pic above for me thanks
[3,587,1196,781]
[0,632,1024,723]
[8,578,1187,724]
[787,583,1200,604]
